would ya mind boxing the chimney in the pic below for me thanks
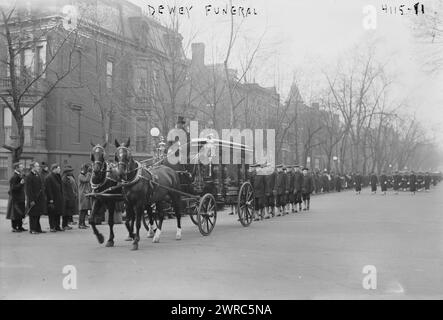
[191,43,205,66]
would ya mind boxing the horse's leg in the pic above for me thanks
[173,195,182,240]
[106,202,115,247]
[153,202,165,243]
[124,203,134,241]
[91,200,104,244]
[147,205,156,238]
[131,204,142,251]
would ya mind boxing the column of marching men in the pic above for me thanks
[6,161,96,234]
[248,164,315,221]
[247,164,443,221]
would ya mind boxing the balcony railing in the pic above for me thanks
[0,77,44,95]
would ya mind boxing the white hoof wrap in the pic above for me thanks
[147,226,155,238]
[153,229,162,243]
[176,228,182,240]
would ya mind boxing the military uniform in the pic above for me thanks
[264,170,276,216]
[274,165,286,215]
[393,173,401,193]
[370,174,378,193]
[424,173,432,191]
[380,173,388,193]
[409,172,417,193]
[301,168,314,210]
[353,173,362,193]
[252,166,266,214]
[293,167,303,211]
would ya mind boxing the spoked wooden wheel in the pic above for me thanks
[197,193,217,236]
[237,182,255,227]
[189,202,199,226]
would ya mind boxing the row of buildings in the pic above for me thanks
[0,0,331,181]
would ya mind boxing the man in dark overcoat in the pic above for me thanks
[62,165,78,230]
[6,162,27,232]
[45,163,64,232]
[25,162,45,234]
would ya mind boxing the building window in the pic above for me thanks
[35,44,46,78]
[71,106,81,143]
[106,60,113,90]
[0,157,8,180]
[3,107,33,147]
[23,48,34,79]
[6,51,21,78]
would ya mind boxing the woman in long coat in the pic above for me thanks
[62,166,78,230]
[78,163,91,229]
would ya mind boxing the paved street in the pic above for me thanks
[1,186,442,300]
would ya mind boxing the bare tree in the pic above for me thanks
[0,5,79,163]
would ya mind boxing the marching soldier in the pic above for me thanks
[251,164,266,221]
[287,165,296,213]
[321,170,329,193]
[301,167,314,211]
[274,164,286,216]
[354,171,362,194]
[409,171,417,195]
[293,165,303,212]
[380,171,388,195]
[370,172,378,194]
[393,171,401,194]
[6,162,27,232]
[264,166,276,218]
[424,172,432,192]
[283,166,291,215]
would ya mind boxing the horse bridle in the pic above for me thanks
[90,145,109,190]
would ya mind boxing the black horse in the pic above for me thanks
[89,142,135,247]
[114,138,182,250]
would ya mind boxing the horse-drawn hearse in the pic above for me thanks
[87,131,255,250]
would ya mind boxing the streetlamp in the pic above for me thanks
[333,156,338,173]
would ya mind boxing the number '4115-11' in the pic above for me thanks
[382,2,425,15]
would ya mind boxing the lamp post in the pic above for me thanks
[333,156,338,174]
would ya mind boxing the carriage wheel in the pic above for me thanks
[197,193,217,236]
[237,182,254,227]
[189,202,199,226]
